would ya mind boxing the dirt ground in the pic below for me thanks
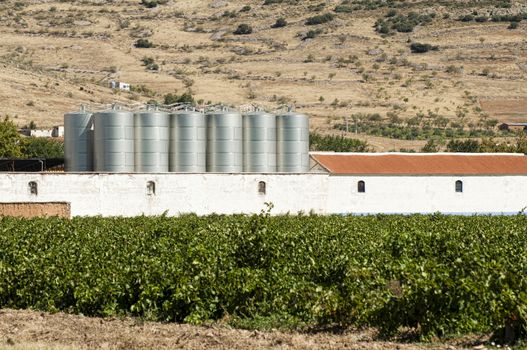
[0,309,494,350]
[480,99,527,121]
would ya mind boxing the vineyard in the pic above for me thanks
[0,213,526,342]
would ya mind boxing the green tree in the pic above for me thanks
[164,91,195,105]
[446,139,481,153]
[0,116,23,158]
[22,137,64,158]
[309,132,369,152]
[421,139,439,152]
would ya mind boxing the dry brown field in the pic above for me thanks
[0,309,496,350]
[0,0,527,151]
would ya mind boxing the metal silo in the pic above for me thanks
[243,111,276,172]
[93,106,134,172]
[206,108,243,173]
[64,106,93,172]
[276,112,309,173]
[169,110,206,172]
[134,109,169,172]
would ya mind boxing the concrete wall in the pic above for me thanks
[0,173,526,217]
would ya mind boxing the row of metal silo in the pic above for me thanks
[64,106,310,173]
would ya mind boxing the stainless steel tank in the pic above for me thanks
[243,111,276,172]
[64,106,93,172]
[93,106,134,172]
[206,109,243,173]
[169,110,206,172]
[134,109,169,172]
[276,112,309,173]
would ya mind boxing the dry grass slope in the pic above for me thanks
[1,0,527,150]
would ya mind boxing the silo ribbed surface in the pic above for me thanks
[64,109,93,172]
[94,109,134,172]
[243,112,276,172]
[276,112,309,173]
[206,111,243,172]
[169,111,206,172]
[134,111,169,172]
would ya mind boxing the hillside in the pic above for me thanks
[1,0,527,150]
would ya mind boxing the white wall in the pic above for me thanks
[0,173,526,217]
[0,173,328,217]
[326,175,527,215]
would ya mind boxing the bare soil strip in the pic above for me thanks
[0,309,479,350]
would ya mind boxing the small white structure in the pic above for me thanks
[29,129,53,137]
[0,153,526,217]
[52,126,64,137]
[20,126,64,138]
[109,81,131,91]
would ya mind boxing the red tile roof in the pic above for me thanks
[311,153,527,175]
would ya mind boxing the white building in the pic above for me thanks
[20,126,64,138]
[0,153,526,217]
[312,152,527,215]
[109,81,131,91]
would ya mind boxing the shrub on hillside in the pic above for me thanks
[375,12,434,35]
[410,42,439,53]
[135,38,154,48]
[140,0,167,8]
[305,13,334,25]
[234,23,253,35]
[272,17,287,28]
[164,91,195,105]
[141,57,158,71]
[240,5,251,12]
[263,0,284,5]
[334,4,352,13]
[458,14,474,22]
[304,29,322,40]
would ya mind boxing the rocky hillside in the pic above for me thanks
[1,0,527,150]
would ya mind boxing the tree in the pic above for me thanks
[421,139,439,152]
[22,137,64,158]
[0,116,23,158]
[164,91,195,105]
[446,139,481,153]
